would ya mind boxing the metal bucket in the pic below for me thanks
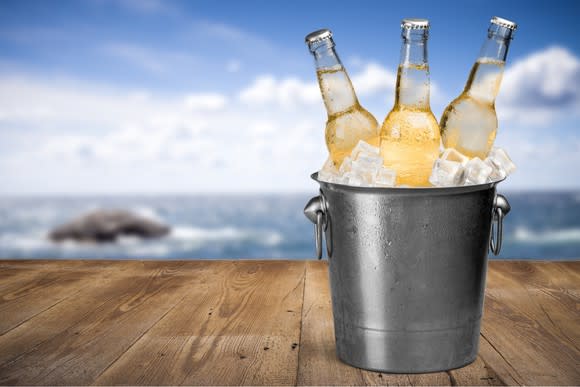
[304,173,511,373]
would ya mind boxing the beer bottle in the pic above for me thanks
[379,19,441,187]
[440,16,517,159]
[306,29,379,167]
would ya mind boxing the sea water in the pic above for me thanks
[0,193,579,260]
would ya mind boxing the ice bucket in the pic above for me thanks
[303,173,510,373]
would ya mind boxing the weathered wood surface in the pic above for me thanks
[0,260,578,386]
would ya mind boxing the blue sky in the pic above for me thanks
[0,0,579,194]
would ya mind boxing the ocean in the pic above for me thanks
[0,192,579,260]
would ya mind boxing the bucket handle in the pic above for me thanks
[490,193,511,256]
[303,192,331,259]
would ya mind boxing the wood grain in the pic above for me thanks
[0,260,578,386]
[94,260,305,386]
[480,262,580,386]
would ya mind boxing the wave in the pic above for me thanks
[169,226,282,246]
[0,225,283,258]
[511,226,580,244]
[130,206,165,222]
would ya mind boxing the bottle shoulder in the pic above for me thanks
[380,107,440,138]
[382,106,438,125]
[441,94,497,117]
[327,104,378,126]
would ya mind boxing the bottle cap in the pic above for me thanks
[491,16,517,30]
[401,19,430,29]
[305,29,333,44]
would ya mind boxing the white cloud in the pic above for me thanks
[193,21,275,53]
[238,75,319,108]
[184,93,228,111]
[0,75,189,128]
[495,128,580,190]
[238,62,399,110]
[498,46,580,125]
[100,42,197,75]
[0,73,326,194]
[351,62,397,96]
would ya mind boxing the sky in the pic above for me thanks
[0,0,579,194]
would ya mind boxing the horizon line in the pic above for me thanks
[1,188,580,198]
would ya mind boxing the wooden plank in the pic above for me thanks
[94,260,306,386]
[447,341,507,386]
[479,261,580,386]
[0,260,578,386]
[0,260,197,385]
[297,260,366,385]
[0,263,123,335]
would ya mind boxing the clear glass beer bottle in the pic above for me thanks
[440,16,517,159]
[306,29,379,167]
[379,19,441,187]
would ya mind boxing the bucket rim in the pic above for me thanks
[311,172,503,195]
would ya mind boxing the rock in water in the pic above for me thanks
[49,209,170,243]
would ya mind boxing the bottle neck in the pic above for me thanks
[309,39,359,116]
[465,24,514,102]
[395,28,431,110]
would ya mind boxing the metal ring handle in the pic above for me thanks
[490,207,503,255]
[490,193,511,256]
[304,193,330,259]
[315,211,323,259]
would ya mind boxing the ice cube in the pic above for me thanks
[339,156,353,174]
[351,154,382,183]
[464,157,493,185]
[350,140,380,160]
[352,156,382,180]
[484,158,506,182]
[318,172,334,182]
[429,159,465,187]
[488,147,516,176]
[326,174,346,184]
[320,157,337,172]
[374,167,397,187]
[343,171,370,187]
[354,153,383,168]
[440,148,469,165]
[318,157,339,182]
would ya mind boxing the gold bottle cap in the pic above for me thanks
[491,16,517,30]
[401,19,430,30]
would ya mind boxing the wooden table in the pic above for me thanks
[0,260,578,386]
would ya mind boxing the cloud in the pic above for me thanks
[351,62,397,96]
[238,62,399,109]
[193,21,276,53]
[498,46,580,125]
[184,93,228,111]
[0,73,326,193]
[100,42,197,75]
[238,75,319,108]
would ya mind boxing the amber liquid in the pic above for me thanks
[379,65,441,187]
[440,59,505,158]
[317,67,379,166]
